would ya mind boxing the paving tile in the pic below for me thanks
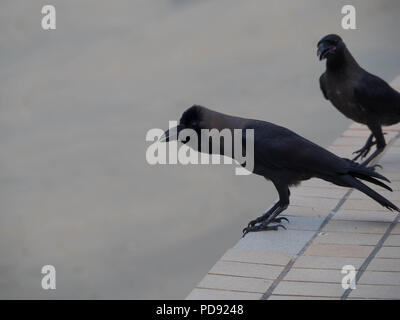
[332,209,395,223]
[349,123,369,130]
[234,229,315,255]
[284,268,342,283]
[186,288,262,300]
[386,146,400,154]
[273,281,344,298]
[391,223,400,234]
[346,298,387,300]
[304,243,373,258]
[366,258,400,272]
[332,136,376,147]
[380,148,400,158]
[284,206,331,219]
[291,187,348,199]
[290,197,339,209]
[382,149,400,157]
[209,261,283,280]
[383,234,400,246]
[313,231,380,246]
[348,284,400,299]
[220,248,293,266]
[380,156,400,171]
[285,216,324,231]
[358,271,400,286]
[349,123,399,132]
[293,255,364,270]
[376,246,400,259]
[328,146,400,158]
[323,220,390,234]
[197,274,272,293]
[341,199,400,212]
[393,138,400,147]
[268,295,337,300]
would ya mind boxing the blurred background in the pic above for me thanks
[0,0,399,299]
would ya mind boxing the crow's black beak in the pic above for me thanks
[159,124,184,142]
[317,42,335,60]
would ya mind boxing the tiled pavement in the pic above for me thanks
[186,78,400,300]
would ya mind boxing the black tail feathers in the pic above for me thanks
[340,174,399,212]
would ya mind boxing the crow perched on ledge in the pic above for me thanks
[318,34,400,166]
[161,105,399,236]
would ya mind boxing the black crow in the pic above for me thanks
[160,105,399,235]
[317,34,400,165]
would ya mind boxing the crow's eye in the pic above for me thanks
[190,120,197,127]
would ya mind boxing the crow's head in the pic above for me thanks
[160,105,204,143]
[317,34,345,61]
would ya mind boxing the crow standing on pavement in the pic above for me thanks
[160,105,399,235]
[318,34,400,165]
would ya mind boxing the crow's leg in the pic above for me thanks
[361,124,386,166]
[242,185,290,236]
[352,133,375,161]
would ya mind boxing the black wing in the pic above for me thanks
[250,123,348,177]
[319,73,328,100]
[354,72,400,114]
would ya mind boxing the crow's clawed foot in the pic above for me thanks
[352,143,375,161]
[242,218,289,237]
[242,216,289,235]
[242,223,286,237]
